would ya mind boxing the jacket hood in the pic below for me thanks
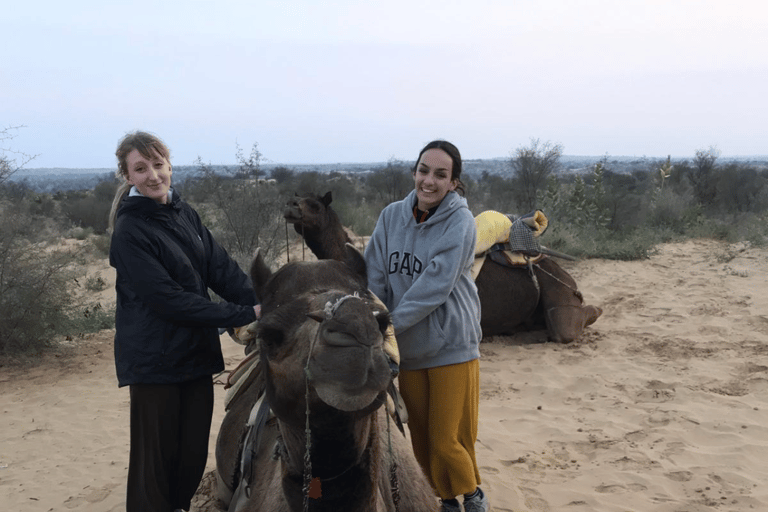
[400,189,468,226]
[117,188,181,219]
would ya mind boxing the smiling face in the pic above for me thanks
[413,148,457,211]
[125,148,173,204]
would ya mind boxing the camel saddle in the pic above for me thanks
[472,210,548,279]
[225,345,409,511]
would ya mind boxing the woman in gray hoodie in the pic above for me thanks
[365,140,489,512]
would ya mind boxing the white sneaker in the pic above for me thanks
[440,498,462,512]
[463,487,490,512]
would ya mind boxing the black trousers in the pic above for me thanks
[127,376,214,512]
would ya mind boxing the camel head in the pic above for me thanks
[249,245,392,426]
[283,191,334,233]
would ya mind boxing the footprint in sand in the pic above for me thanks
[636,380,676,404]
[645,410,673,426]
[595,483,648,493]
[665,470,694,482]
[519,486,549,510]
[63,484,116,509]
[635,388,675,403]
[624,430,647,443]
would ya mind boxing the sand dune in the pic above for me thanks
[1,239,766,511]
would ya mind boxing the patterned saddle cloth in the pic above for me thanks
[472,210,548,279]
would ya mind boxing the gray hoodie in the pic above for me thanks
[365,190,482,370]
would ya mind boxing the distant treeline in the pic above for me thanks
[12,155,768,194]
[4,146,767,255]
[2,144,768,356]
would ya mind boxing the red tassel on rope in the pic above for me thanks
[308,477,322,499]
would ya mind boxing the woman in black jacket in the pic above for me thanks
[108,131,259,512]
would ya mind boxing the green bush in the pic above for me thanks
[90,233,112,257]
[0,237,78,356]
[542,224,662,261]
[85,274,108,292]
[61,302,115,335]
[332,200,379,239]
[65,226,94,240]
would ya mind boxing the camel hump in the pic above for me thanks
[343,242,367,282]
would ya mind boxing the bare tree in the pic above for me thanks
[193,143,286,266]
[0,126,37,185]
[509,138,563,211]
[688,145,720,206]
[366,157,411,206]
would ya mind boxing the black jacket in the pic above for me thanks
[109,190,257,387]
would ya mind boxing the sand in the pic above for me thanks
[1,239,767,512]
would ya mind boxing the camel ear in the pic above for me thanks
[343,243,367,282]
[249,248,273,294]
[322,191,333,206]
[307,310,325,323]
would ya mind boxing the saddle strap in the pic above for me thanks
[386,382,408,433]
[224,351,262,411]
[228,393,273,512]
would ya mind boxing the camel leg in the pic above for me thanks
[545,305,602,343]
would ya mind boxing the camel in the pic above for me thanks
[284,192,356,261]
[284,192,601,342]
[215,246,439,511]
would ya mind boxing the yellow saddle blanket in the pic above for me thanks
[472,210,548,279]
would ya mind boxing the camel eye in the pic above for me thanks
[375,311,391,334]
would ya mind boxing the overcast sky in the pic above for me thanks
[2,0,766,169]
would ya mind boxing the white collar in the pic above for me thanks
[129,186,173,203]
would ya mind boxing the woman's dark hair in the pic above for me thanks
[413,140,465,195]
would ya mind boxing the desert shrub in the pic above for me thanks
[542,224,662,261]
[684,213,768,245]
[742,213,768,247]
[194,180,285,267]
[332,199,380,238]
[646,187,703,234]
[0,236,78,356]
[65,226,94,240]
[27,193,57,217]
[61,302,115,335]
[193,156,287,267]
[89,233,112,257]
[0,200,118,357]
[85,274,108,292]
[59,191,111,234]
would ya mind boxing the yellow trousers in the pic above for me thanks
[398,359,481,500]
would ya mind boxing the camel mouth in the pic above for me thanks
[308,344,392,412]
[314,384,384,412]
[283,209,302,223]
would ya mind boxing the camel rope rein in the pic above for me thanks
[284,219,308,263]
[531,259,584,303]
[302,293,400,512]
